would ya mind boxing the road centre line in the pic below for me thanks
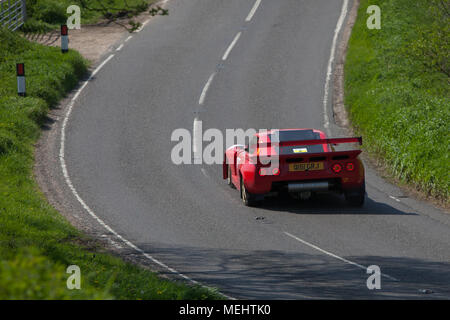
[246,0,262,22]
[199,72,217,105]
[284,232,399,281]
[222,32,242,61]
[197,0,264,108]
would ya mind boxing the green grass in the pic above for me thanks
[0,28,223,299]
[22,0,156,33]
[345,0,449,203]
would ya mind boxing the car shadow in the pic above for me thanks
[256,192,417,216]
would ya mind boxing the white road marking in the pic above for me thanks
[322,0,348,135]
[199,72,216,105]
[201,168,209,178]
[137,19,150,32]
[137,0,170,32]
[59,53,235,299]
[222,32,242,61]
[125,35,133,42]
[389,195,401,202]
[245,0,262,22]
[116,44,124,51]
[284,232,399,281]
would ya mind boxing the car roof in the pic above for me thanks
[256,128,326,139]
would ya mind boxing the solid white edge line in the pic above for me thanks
[222,32,241,61]
[199,72,216,105]
[59,53,235,300]
[245,0,262,22]
[137,0,170,32]
[284,232,399,281]
[322,0,348,136]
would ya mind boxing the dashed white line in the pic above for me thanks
[322,0,348,135]
[200,168,209,178]
[389,195,401,202]
[125,35,133,42]
[245,0,262,22]
[284,231,399,281]
[199,72,216,105]
[116,44,124,51]
[222,32,241,61]
[137,20,150,32]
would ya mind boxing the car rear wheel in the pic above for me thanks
[345,184,365,207]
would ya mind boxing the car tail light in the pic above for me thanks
[346,162,355,171]
[272,167,280,176]
[332,163,342,173]
[259,168,267,176]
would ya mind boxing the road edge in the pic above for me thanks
[32,0,232,300]
[331,0,448,212]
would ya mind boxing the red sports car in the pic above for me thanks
[223,129,365,206]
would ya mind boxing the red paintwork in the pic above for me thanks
[223,129,365,196]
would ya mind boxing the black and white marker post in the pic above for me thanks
[61,25,69,53]
[16,63,26,97]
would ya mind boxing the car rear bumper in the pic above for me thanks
[246,177,364,195]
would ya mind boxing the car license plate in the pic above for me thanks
[289,162,324,172]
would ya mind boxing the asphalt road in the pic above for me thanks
[57,0,449,299]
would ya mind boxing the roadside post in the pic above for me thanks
[16,63,26,97]
[61,25,69,53]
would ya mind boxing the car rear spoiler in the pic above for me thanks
[276,137,362,147]
[256,149,362,162]
[255,137,362,164]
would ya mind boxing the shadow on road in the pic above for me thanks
[127,244,450,299]
[256,192,416,216]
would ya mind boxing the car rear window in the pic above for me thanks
[271,130,324,154]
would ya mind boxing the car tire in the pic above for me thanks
[240,176,258,207]
[345,184,365,207]
[227,165,235,188]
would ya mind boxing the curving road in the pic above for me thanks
[48,0,450,299]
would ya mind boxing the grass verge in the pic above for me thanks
[0,28,223,299]
[345,0,449,204]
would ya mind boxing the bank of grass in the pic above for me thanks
[22,0,156,33]
[0,28,222,299]
[345,0,449,203]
